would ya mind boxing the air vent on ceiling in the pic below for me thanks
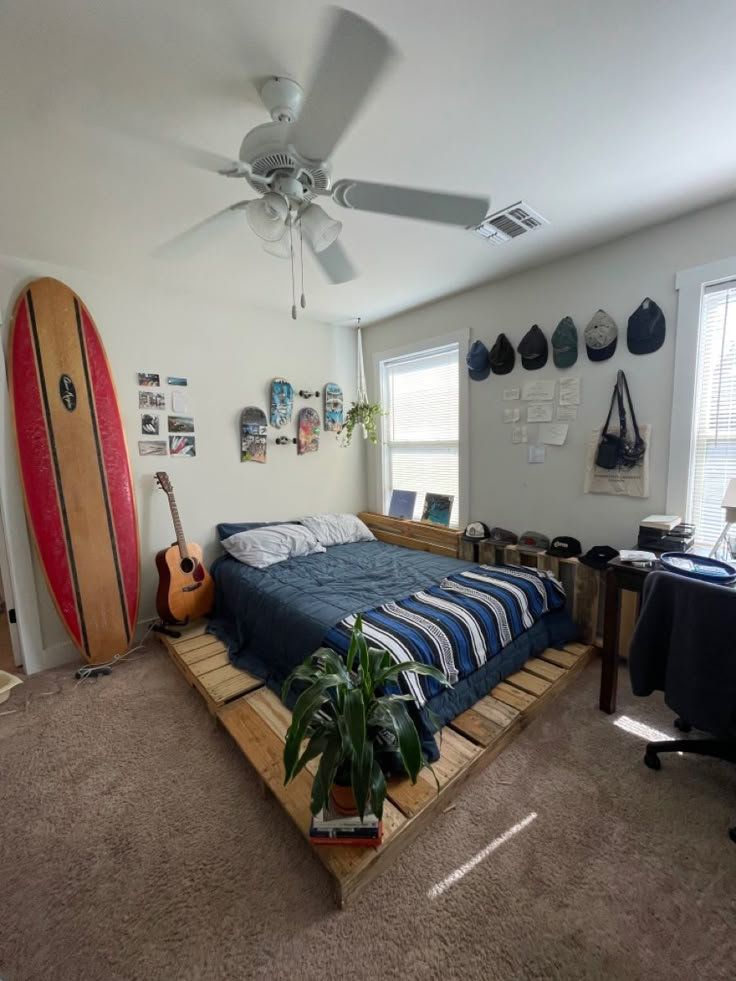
[472,201,549,244]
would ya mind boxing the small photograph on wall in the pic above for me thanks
[168,415,195,433]
[138,440,168,457]
[167,376,188,386]
[422,493,454,527]
[139,391,166,410]
[169,435,196,457]
[138,372,160,387]
[141,413,159,436]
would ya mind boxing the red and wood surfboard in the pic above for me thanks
[9,278,140,663]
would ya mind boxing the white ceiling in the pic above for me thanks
[1,0,735,325]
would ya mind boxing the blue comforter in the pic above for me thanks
[208,541,577,760]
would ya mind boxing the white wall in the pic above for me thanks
[363,197,736,552]
[0,257,366,668]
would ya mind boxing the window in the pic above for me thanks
[379,340,464,528]
[688,280,736,546]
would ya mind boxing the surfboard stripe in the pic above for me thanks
[79,306,139,626]
[74,299,131,643]
[26,290,91,656]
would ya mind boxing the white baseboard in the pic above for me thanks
[37,617,160,673]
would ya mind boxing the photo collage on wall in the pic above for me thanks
[137,373,196,458]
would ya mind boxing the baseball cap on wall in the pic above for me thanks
[518,531,550,553]
[517,325,548,370]
[585,310,618,362]
[551,317,578,369]
[490,333,515,375]
[627,298,665,355]
[579,545,619,569]
[466,339,491,380]
[548,536,582,558]
[462,521,491,542]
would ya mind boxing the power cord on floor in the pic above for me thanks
[0,621,157,717]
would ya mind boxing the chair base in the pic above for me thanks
[643,719,736,842]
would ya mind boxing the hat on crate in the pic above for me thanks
[489,333,516,375]
[517,324,548,370]
[585,309,618,361]
[489,527,518,545]
[466,339,491,381]
[518,530,550,553]
[547,535,582,558]
[551,316,578,369]
[462,521,491,542]
[627,298,665,355]
[579,545,619,570]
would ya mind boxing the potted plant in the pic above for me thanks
[282,616,450,820]
[339,400,385,447]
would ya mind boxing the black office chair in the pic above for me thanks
[629,571,736,842]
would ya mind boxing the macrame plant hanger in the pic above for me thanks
[355,319,369,438]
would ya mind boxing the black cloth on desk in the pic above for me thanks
[629,571,736,737]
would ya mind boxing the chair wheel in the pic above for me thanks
[644,750,661,770]
[674,718,691,733]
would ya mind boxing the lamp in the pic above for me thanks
[300,203,342,253]
[245,192,289,242]
[710,478,736,561]
[263,228,294,259]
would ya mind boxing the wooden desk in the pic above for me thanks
[599,558,659,713]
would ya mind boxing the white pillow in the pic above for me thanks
[301,513,376,547]
[222,523,325,569]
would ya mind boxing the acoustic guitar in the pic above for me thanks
[154,471,214,623]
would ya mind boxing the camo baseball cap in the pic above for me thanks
[488,527,518,545]
[585,309,618,362]
[518,530,550,553]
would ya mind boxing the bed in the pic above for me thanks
[207,527,578,762]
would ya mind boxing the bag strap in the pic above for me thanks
[601,379,620,435]
[619,370,642,444]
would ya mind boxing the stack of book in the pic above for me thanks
[309,799,383,847]
[637,515,695,552]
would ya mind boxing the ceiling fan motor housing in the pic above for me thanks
[239,121,331,203]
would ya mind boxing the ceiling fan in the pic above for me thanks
[159,6,490,312]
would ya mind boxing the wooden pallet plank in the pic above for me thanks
[573,563,601,644]
[172,621,209,642]
[386,772,437,818]
[358,511,461,550]
[450,706,505,747]
[190,649,231,677]
[492,681,536,711]
[175,632,218,654]
[245,688,320,776]
[541,648,578,669]
[565,641,591,658]
[523,657,566,682]
[505,669,552,697]
[471,694,520,727]
[432,727,481,786]
[179,639,228,666]
[370,528,457,559]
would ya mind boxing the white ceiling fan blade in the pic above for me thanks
[331,179,490,227]
[288,7,398,162]
[154,202,251,259]
[309,238,356,284]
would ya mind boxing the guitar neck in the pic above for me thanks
[167,494,190,560]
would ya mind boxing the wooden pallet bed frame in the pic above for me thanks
[158,514,596,906]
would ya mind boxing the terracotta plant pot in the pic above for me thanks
[331,781,359,816]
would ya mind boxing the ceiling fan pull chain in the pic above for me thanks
[289,220,297,320]
[299,222,306,310]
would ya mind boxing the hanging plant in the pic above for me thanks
[339,322,386,448]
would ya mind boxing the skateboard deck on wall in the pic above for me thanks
[270,378,294,428]
[324,383,343,432]
[241,407,267,462]
[9,277,140,664]
[297,407,320,455]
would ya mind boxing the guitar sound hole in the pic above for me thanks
[180,557,195,574]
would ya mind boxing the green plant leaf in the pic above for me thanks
[346,615,363,672]
[378,698,424,783]
[291,728,331,780]
[351,742,374,821]
[369,758,387,820]
[283,676,344,781]
[309,731,344,816]
[344,687,366,761]
[378,660,452,688]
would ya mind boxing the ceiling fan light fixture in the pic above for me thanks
[245,193,289,242]
[300,203,342,253]
[263,230,294,259]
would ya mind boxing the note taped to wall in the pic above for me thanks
[559,377,581,406]
[539,422,569,445]
[522,380,555,401]
[503,388,520,400]
[557,406,578,421]
[527,403,553,423]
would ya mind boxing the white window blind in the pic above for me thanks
[688,279,736,545]
[380,344,460,527]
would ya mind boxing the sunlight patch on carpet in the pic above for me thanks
[613,715,672,742]
[427,812,538,899]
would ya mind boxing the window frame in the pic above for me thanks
[666,255,736,519]
[374,329,469,529]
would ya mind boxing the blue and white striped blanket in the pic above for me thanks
[323,564,565,706]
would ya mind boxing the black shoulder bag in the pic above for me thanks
[595,370,646,470]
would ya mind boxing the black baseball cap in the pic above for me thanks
[627,298,665,355]
[489,333,515,375]
[466,340,491,381]
[579,545,619,570]
[489,527,518,545]
[462,521,491,542]
[517,325,548,370]
[548,536,582,558]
